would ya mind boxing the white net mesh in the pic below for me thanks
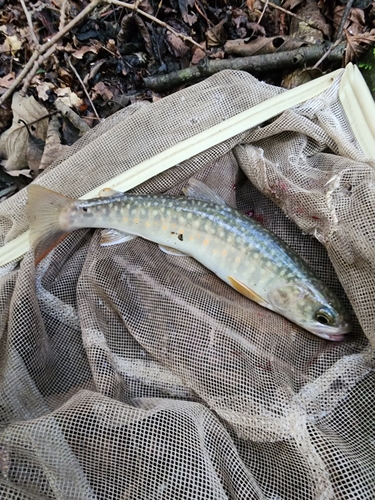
[0,69,374,499]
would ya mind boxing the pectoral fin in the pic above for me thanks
[228,276,268,306]
[100,229,137,246]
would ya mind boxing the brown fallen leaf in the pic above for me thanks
[19,119,46,175]
[179,0,197,26]
[72,43,100,59]
[345,29,375,64]
[39,115,70,171]
[333,6,366,35]
[0,73,15,91]
[165,31,190,57]
[0,93,48,171]
[0,34,23,55]
[191,42,206,64]
[91,82,114,101]
[54,100,90,136]
[55,87,83,109]
[32,78,55,101]
[290,0,330,40]
[206,18,228,48]
[225,36,308,56]
[283,0,305,10]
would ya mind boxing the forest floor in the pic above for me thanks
[0,0,374,192]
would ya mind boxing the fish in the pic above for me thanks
[27,180,351,341]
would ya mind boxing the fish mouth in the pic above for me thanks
[307,321,352,342]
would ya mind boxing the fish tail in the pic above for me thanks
[28,185,75,264]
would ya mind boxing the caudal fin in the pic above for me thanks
[28,185,75,264]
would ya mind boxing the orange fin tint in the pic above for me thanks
[28,185,75,264]
[228,276,268,306]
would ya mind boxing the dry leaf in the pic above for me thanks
[72,44,100,59]
[91,82,114,101]
[0,93,48,171]
[39,115,70,171]
[6,169,32,178]
[206,19,228,48]
[55,87,83,108]
[333,6,366,35]
[191,43,206,64]
[0,34,23,55]
[246,0,256,10]
[0,73,15,90]
[225,36,308,56]
[54,100,90,136]
[32,78,55,101]
[283,0,305,10]
[345,29,375,64]
[165,32,190,57]
[179,0,197,26]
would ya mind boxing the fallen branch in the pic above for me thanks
[143,42,346,91]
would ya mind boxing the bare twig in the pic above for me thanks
[59,0,68,31]
[257,0,269,27]
[258,0,327,34]
[107,0,206,53]
[65,55,101,122]
[21,44,56,95]
[0,0,103,105]
[312,39,342,69]
[20,0,40,48]
[335,0,354,42]
[249,0,268,38]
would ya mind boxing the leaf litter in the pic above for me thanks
[0,0,374,193]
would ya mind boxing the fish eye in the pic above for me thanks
[315,308,334,325]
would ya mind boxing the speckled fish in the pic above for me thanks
[27,180,351,341]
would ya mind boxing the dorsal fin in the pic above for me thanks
[183,179,226,205]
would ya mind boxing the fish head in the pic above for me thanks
[267,282,351,341]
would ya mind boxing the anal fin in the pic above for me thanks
[159,245,188,256]
[100,229,137,246]
[228,276,268,306]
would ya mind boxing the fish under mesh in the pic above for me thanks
[0,69,374,499]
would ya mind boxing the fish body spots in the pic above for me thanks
[178,234,183,241]
[203,238,209,246]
